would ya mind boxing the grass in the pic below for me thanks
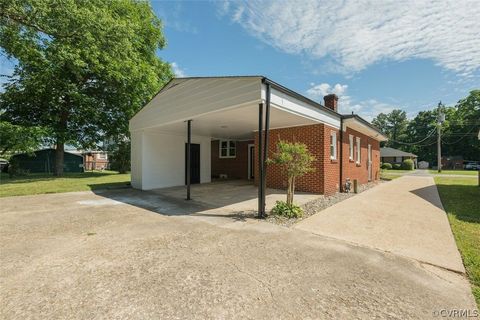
[434,177,480,306]
[380,171,402,180]
[381,169,413,173]
[429,170,478,175]
[0,171,131,197]
[380,169,413,180]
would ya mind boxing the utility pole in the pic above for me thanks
[437,102,445,173]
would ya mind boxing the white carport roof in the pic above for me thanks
[129,76,386,140]
[129,76,341,139]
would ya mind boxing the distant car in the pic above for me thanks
[464,162,480,170]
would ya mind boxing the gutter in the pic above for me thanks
[339,117,344,192]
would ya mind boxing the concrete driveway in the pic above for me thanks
[1,188,476,319]
[295,175,465,273]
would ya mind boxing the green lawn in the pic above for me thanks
[380,169,413,180]
[382,169,413,173]
[435,177,480,306]
[429,170,478,175]
[0,171,131,197]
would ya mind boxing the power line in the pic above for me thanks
[387,128,437,145]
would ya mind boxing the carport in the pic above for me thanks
[129,76,341,216]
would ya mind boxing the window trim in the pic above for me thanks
[356,137,361,164]
[330,131,337,160]
[219,140,237,159]
[349,135,354,160]
[97,153,107,160]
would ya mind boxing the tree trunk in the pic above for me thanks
[286,176,292,205]
[291,176,296,204]
[54,140,64,176]
[54,109,69,176]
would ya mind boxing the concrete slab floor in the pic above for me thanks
[0,190,477,319]
[152,179,321,214]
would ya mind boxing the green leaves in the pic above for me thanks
[268,140,316,179]
[0,0,172,149]
[0,121,46,156]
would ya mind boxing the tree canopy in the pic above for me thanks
[0,0,172,174]
[0,121,45,157]
[372,90,480,165]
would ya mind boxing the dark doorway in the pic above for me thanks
[185,143,200,184]
[248,144,255,179]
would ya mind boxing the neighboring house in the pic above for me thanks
[129,76,387,198]
[67,150,109,171]
[380,147,417,168]
[10,148,84,173]
[441,156,464,170]
[83,151,109,171]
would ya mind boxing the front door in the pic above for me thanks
[368,144,372,181]
[248,144,255,179]
[185,143,200,184]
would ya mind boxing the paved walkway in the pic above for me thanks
[295,175,465,273]
[1,189,476,319]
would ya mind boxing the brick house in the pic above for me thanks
[129,76,387,209]
[82,151,109,171]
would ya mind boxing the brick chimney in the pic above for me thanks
[324,94,338,112]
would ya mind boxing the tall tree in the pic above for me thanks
[441,90,480,161]
[0,121,46,157]
[0,0,172,175]
[372,109,408,148]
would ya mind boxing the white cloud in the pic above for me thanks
[171,62,186,77]
[307,83,348,98]
[306,82,395,121]
[221,0,480,75]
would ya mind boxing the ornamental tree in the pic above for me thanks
[0,0,172,175]
[268,140,316,205]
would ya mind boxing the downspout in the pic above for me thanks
[262,82,271,217]
[186,120,192,200]
[339,117,344,192]
[257,103,264,218]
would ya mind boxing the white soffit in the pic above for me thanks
[130,77,262,131]
[264,85,341,129]
[143,104,319,140]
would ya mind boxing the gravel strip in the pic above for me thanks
[265,181,384,227]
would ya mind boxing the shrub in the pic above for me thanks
[381,163,392,170]
[7,162,30,178]
[393,163,401,170]
[271,200,303,218]
[401,159,415,170]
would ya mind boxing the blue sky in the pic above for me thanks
[153,0,480,120]
[1,1,478,121]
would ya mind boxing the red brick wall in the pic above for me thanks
[254,124,327,194]
[253,123,380,195]
[211,140,253,179]
[341,127,381,187]
[322,125,341,195]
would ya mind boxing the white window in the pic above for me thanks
[356,137,361,164]
[97,153,107,160]
[349,135,354,160]
[219,140,236,158]
[330,132,337,160]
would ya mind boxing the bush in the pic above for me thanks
[7,162,30,178]
[271,200,303,218]
[401,159,414,170]
[393,163,401,170]
[381,163,393,170]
